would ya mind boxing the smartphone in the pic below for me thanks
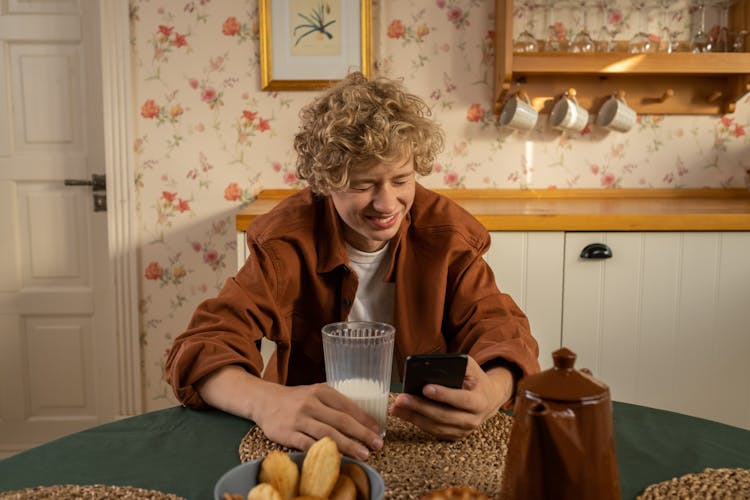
[402,353,468,396]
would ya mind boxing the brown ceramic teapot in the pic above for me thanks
[500,347,620,500]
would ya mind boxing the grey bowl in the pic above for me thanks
[213,450,385,500]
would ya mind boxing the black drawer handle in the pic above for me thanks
[580,243,613,259]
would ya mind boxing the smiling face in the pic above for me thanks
[330,156,416,253]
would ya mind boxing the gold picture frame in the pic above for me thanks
[259,0,372,91]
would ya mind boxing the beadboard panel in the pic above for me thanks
[487,232,564,370]
[562,232,750,430]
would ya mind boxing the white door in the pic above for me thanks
[0,0,139,458]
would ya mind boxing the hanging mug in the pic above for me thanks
[597,91,637,133]
[500,90,539,131]
[550,89,589,133]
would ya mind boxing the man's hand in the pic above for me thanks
[388,356,514,440]
[196,365,384,460]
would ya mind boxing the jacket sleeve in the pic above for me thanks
[163,237,287,408]
[444,232,541,384]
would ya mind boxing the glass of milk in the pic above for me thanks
[321,321,395,437]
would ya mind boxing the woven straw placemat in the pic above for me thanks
[0,484,186,500]
[239,394,513,499]
[638,467,750,499]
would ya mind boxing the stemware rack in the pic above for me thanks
[494,0,750,115]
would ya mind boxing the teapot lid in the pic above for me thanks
[521,347,609,402]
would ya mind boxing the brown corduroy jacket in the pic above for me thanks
[165,184,540,408]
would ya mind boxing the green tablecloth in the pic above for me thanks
[0,402,748,499]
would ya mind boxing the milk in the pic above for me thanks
[333,378,389,436]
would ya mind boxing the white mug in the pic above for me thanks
[597,93,637,133]
[500,91,539,131]
[550,93,589,133]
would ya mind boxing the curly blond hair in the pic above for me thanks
[294,72,444,195]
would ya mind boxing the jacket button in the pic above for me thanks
[342,298,351,308]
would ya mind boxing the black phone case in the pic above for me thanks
[402,353,468,396]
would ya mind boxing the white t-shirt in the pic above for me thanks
[345,242,398,381]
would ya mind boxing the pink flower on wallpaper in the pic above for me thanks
[721,116,733,127]
[416,24,430,39]
[222,17,241,36]
[173,33,188,48]
[387,20,406,39]
[283,172,298,184]
[601,172,616,187]
[272,161,282,172]
[191,241,202,252]
[189,78,199,89]
[209,56,225,71]
[141,99,160,118]
[242,110,258,121]
[581,123,591,135]
[466,104,485,122]
[158,25,173,38]
[433,163,443,173]
[436,0,446,7]
[444,171,459,186]
[608,10,623,25]
[144,262,164,280]
[177,198,191,212]
[590,165,600,175]
[201,87,217,103]
[203,249,219,264]
[733,124,746,137]
[257,118,271,132]
[162,191,177,202]
[447,7,463,22]
[550,22,567,41]
[224,182,242,201]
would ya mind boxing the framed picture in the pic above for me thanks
[259,0,372,91]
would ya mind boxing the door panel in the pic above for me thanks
[0,0,119,458]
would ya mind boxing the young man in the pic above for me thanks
[164,72,540,461]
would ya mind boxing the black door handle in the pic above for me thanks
[580,243,613,259]
[64,174,106,191]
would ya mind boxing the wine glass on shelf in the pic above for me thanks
[593,0,621,52]
[514,0,540,53]
[712,0,735,52]
[629,0,657,53]
[657,0,682,53]
[690,0,713,52]
[569,0,595,53]
[544,0,567,51]
[732,30,748,52]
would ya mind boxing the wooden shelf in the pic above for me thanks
[512,52,750,75]
[494,0,750,115]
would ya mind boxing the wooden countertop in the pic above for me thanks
[235,189,750,232]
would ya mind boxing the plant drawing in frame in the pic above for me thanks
[259,0,372,91]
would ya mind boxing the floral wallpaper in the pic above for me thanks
[130,0,750,411]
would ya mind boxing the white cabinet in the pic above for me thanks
[485,232,564,370]
[488,231,750,430]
